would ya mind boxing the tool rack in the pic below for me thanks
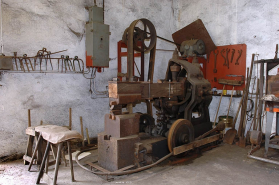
[247,58,279,166]
[254,58,279,156]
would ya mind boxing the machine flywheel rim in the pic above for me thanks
[167,119,194,152]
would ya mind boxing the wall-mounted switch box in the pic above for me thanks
[86,6,110,68]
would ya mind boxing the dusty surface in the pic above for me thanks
[0,144,279,185]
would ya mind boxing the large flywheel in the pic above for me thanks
[167,119,195,152]
[122,18,157,53]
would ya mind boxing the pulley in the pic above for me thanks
[122,18,157,53]
[167,119,194,152]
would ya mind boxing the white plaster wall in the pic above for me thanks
[0,0,177,157]
[1,0,278,157]
[176,0,279,132]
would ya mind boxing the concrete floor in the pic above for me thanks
[0,144,279,185]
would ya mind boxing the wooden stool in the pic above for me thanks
[34,125,82,185]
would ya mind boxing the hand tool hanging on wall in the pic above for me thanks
[221,49,226,66]
[213,50,218,73]
[226,48,230,69]
[6,48,84,73]
[230,49,235,63]
[235,49,242,65]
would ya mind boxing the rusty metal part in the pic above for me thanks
[196,121,225,140]
[167,119,194,153]
[13,52,18,70]
[230,49,235,63]
[172,19,216,56]
[250,130,262,145]
[213,50,218,73]
[173,133,222,155]
[221,49,226,66]
[225,48,230,69]
[170,64,180,82]
[235,49,242,65]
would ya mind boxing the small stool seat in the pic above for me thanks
[35,125,82,144]
[35,125,82,185]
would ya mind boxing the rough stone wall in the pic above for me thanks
[0,0,178,157]
[176,0,279,132]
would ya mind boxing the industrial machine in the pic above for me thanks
[96,19,224,172]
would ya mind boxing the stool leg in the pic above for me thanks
[24,135,34,165]
[53,143,63,185]
[28,133,42,171]
[67,141,75,182]
[45,150,49,174]
[36,141,50,184]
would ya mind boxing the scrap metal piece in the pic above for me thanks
[172,19,216,55]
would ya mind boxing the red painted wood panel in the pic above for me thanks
[206,44,247,90]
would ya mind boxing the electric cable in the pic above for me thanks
[75,147,173,176]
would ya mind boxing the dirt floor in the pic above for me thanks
[0,143,279,185]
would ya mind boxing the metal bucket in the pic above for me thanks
[218,116,233,128]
